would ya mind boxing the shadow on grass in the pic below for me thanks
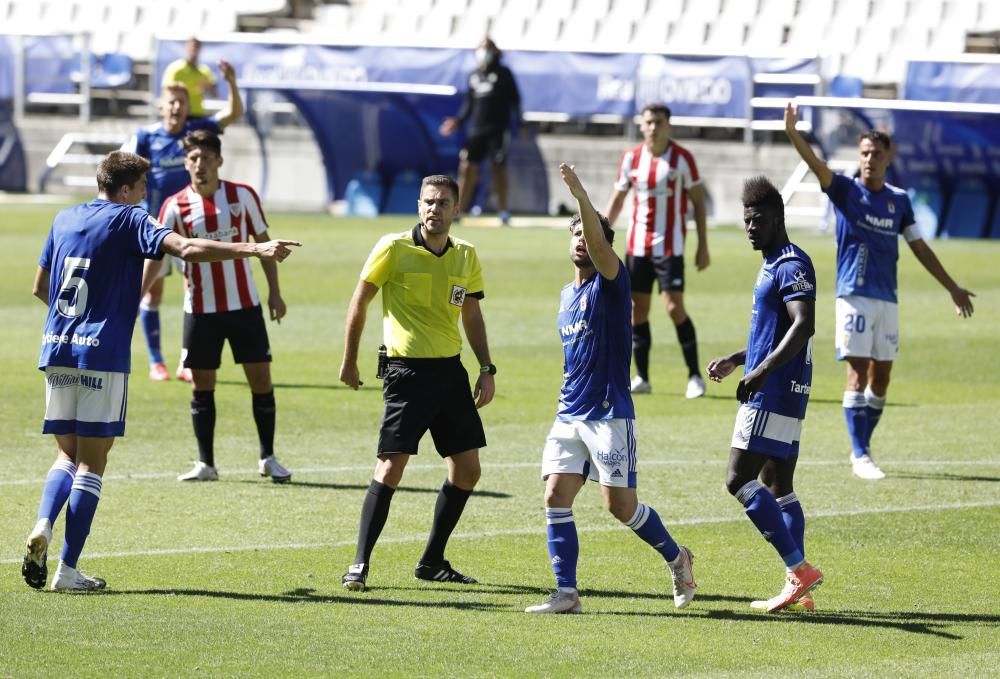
[597,600,998,639]
[101,587,505,612]
[888,471,1000,483]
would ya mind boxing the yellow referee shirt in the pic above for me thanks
[362,226,485,358]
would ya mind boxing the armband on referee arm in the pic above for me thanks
[479,364,496,375]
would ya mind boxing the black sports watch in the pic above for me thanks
[479,363,497,375]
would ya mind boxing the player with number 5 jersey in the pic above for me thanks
[23,150,299,593]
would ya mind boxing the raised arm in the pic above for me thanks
[784,103,833,190]
[461,296,495,408]
[561,163,619,279]
[339,279,379,390]
[907,239,975,317]
[214,59,244,130]
[737,298,815,403]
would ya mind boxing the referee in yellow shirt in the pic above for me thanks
[339,175,496,591]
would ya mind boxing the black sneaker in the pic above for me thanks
[414,560,477,584]
[342,563,368,591]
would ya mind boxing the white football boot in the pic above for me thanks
[686,375,706,399]
[525,589,582,614]
[669,546,697,609]
[51,562,106,592]
[177,461,218,482]
[630,376,652,394]
[851,453,886,480]
[258,455,292,483]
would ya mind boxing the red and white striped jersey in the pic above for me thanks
[159,181,267,314]
[614,141,702,258]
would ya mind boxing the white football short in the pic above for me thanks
[835,295,899,361]
[541,418,637,488]
[43,367,128,437]
[730,404,802,459]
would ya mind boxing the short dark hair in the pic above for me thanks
[859,129,892,151]
[641,103,671,120]
[420,174,460,202]
[569,212,615,245]
[182,129,222,156]
[741,175,784,222]
[96,151,151,195]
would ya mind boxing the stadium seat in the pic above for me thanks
[829,75,864,97]
[344,171,384,218]
[940,179,990,239]
[381,170,424,214]
[558,14,597,44]
[595,14,635,45]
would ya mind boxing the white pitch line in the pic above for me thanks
[2,499,997,565]
[1,458,998,487]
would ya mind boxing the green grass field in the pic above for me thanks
[1,205,997,678]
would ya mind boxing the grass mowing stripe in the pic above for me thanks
[4,499,994,564]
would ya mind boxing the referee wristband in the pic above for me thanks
[479,363,496,375]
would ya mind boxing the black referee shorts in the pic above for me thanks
[378,356,486,457]
[627,254,686,294]
[183,306,272,370]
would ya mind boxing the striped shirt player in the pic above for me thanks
[526,163,696,615]
[161,130,293,485]
[159,180,267,314]
[606,104,710,400]
[124,61,243,381]
[708,175,823,613]
[784,105,974,480]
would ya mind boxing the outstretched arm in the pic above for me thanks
[907,238,975,317]
[461,296,495,409]
[561,163,619,279]
[784,103,833,190]
[339,279,379,390]
[214,59,244,129]
[160,231,300,263]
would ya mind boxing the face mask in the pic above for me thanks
[475,48,489,65]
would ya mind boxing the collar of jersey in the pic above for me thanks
[411,224,452,257]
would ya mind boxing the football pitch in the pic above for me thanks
[1,205,997,678]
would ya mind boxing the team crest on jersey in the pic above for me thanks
[887,201,895,214]
[229,204,243,218]
[450,285,467,307]
[579,297,587,311]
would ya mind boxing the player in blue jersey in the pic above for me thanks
[525,164,696,615]
[707,175,823,613]
[21,151,299,591]
[784,104,975,480]
[124,60,244,382]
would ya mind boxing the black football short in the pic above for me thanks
[378,356,486,457]
[462,130,510,165]
[627,254,686,294]
[183,306,271,370]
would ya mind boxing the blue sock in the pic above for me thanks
[61,472,102,569]
[777,492,805,558]
[864,387,885,449]
[735,480,803,569]
[140,303,164,364]
[37,459,77,525]
[624,503,680,562]
[545,508,578,590]
[843,391,868,458]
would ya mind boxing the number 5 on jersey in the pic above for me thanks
[57,257,91,319]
